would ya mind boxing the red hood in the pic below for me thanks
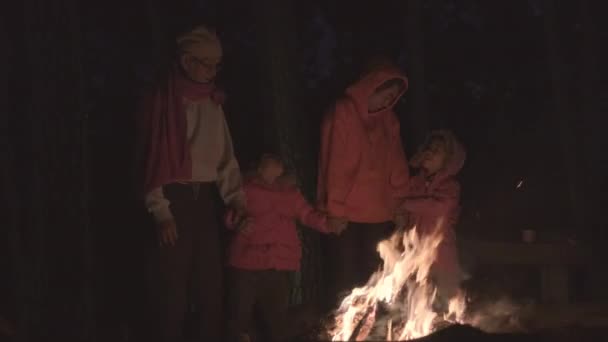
[345,65,409,119]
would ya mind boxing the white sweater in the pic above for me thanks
[145,97,245,222]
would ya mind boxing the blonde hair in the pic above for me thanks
[410,130,454,169]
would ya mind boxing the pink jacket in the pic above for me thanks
[401,131,466,274]
[226,177,331,271]
[317,65,410,223]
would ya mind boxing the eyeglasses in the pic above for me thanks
[190,56,222,72]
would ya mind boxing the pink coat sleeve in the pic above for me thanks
[402,180,460,217]
[317,102,359,218]
[293,190,331,233]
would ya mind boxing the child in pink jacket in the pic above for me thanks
[224,154,345,342]
[398,130,466,311]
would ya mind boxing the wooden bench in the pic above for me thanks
[459,239,592,304]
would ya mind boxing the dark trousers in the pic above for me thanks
[224,268,291,342]
[323,221,395,310]
[146,183,223,342]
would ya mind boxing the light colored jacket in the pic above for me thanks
[145,98,244,222]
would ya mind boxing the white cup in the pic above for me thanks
[522,229,536,243]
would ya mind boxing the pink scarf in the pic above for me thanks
[138,69,225,195]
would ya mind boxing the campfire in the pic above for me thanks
[326,222,468,341]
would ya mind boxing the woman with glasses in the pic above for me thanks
[137,25,246,342]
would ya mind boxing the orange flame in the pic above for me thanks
[327,221,467,341]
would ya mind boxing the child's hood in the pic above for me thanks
[344,64,409,118]
[432,130,466,181]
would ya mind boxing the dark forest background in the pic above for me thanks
[1,0,607,340]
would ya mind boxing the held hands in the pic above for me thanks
[233,203,253,235]
[157,219,178,248]
[236,216,253,235]
[393,204,412,231]
[328,216,348,235]
[393,213,408,230]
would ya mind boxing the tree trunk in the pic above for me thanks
[252,0,323,307]
[405,0,430,145]
[541,0,585,231]
[10,0,92,340]
[1,4,19,335]
[575,0,607,302]
[577,0,598,236]
[252,0,307,176]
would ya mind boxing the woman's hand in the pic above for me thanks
[328,216,348,235]
[157,219,178,247]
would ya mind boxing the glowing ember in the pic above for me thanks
[327,222,467,341]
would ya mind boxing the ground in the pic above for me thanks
[288,302,608,341]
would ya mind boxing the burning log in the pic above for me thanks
[348,303,377,341]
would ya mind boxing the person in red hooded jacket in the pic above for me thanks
[317,61,410,308]
[224,154,346,342]
[398,130,466,311]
